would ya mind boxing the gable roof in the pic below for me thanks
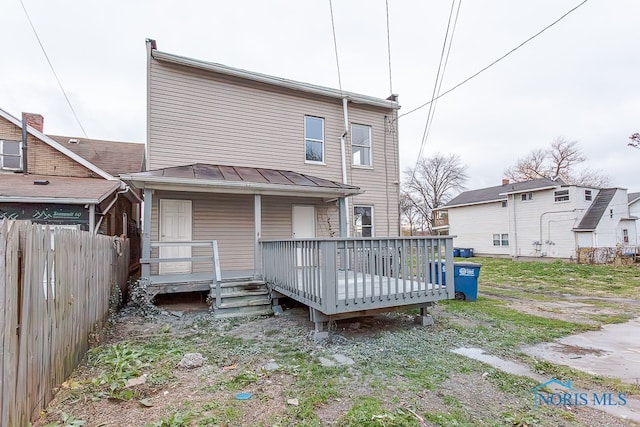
[574,188,617,231]
[122,163,362,197]
[628,192,640,205]
[47,135,144,176]
[0,107,116,181]
[150,46,399,111]
[442,178,564,209]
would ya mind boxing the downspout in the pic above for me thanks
[340,97,350,237]
[21,115,28,175]
[94,188,130,234]
[145,39,156,172]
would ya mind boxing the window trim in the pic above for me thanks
[584,189,592,201]
[554,189,570,202]
[353,205,374,237]
[521,192,533,201]
[0,139,22,171]
[350,123,372,168]
[304,115,325,164]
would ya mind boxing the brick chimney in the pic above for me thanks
[502,178,510,185]
[22,113,44,133]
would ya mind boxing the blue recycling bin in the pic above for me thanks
[459,248,474,258]
[453,248,461,257]
[430,261,482,301]
[453,262,481,301]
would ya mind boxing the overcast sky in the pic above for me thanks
[1,0,638,192]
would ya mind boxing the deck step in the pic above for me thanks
[212,280,272,319]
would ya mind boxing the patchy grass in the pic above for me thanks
[476,257,640,299]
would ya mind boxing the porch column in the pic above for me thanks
[338,197,348,237]
[254,194,262,276]
[141,188,153,278]
[89,204,96,233]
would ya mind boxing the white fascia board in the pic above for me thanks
[0,196,100,204]
[0,107,116,181]
[120,175,363,198]
[442,198,507,209]
[153,51,399,111]
[498,185,559,196]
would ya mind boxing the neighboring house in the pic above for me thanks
[434,178,638,259]
[629,192,640,244]
[123,40,401,279]
[0,108,144,264]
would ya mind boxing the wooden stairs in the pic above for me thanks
[212,278,273,319]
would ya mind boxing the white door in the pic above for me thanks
[159,199,192,275]
[293,205,316,267]
[292,205,316,238]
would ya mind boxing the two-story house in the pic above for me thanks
[122,41,456,325]
[434,178,638,259]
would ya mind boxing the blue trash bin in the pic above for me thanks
[453,248,461,257]
[459,248,474,258]
[453,262,482,301]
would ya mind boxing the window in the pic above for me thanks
[493,233,509,246]
[0,139,21,170]
[501,200,508,208]
[351,124,372,166]
[585,190,592,201]
[554,189,570,202]
[521,192,533,201]
[623,229,629,243]
[304,116,324,163]
[353,206,373,237]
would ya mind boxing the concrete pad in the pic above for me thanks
[522,317,640,384]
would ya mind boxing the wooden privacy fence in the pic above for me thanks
[0,220,129,427]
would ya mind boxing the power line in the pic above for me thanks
[18,0,88,138]
[409,0,461,185]
[328,0,343,94]
[385,0,393,95]
[398,0,589,122]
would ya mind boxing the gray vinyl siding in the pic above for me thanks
[149,59,399,238]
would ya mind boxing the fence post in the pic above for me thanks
[320,241,337,315]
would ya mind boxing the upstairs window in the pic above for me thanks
[0,140,21,170]
[351,124,372,166]
[554,189,570,202]
[304,116,324,163]
[585,189,592,201]
[501,200,508,208]
[521,192,533,201]
[354,206,373,237]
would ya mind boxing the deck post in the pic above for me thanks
[444,238,454,299]
[254,194,262,277]
[320,240,337,315]
[141,188,153,278]
[338,198,347,237]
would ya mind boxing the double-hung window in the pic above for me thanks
[304,116,324,163]
[585,190,592,201]
[351,124,372,166]
[353,206,373,237]
[0,140,22,170]
[493,233,509,246]
[554,189,570,202]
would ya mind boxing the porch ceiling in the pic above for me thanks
[121,163,363,198]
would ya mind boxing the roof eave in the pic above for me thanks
[120,175,363,198]
[499,185,559,196]
[441,198,507,209]
[152,50,399,111]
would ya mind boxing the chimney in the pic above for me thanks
[22,112,44,133]
[502,179,510,185]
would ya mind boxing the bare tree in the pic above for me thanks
[628,133,640,149]
[403,153,468,232]
[504,137,609,187]
[400,192,423,235]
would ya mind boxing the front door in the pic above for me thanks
[159,199,192,275]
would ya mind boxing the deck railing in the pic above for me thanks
[261,236,455,315]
